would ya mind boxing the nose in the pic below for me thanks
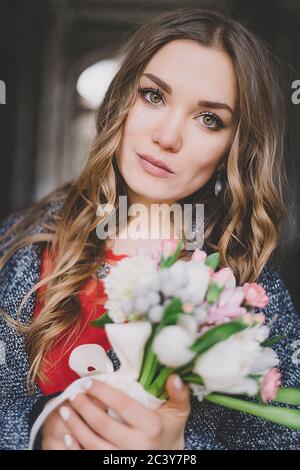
[151,114,183,153]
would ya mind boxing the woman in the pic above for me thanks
[0,8,299,450]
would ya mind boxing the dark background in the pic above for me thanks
[0,0,300,308]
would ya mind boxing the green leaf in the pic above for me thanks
[182,374,204,385]
[205,253,220,271]
[206,282,223,304]
[160,239,184,268]
[90,311,113,328]
[205,393,300,430]
[261,334,285,347]
[191,319,247,355]
[161,298,183,326]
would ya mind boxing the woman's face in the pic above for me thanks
[116,39,238,204]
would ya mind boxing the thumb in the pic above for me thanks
[165,374,191,412]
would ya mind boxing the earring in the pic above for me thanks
[214,170,223,196]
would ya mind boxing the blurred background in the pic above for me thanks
[0,0,300,308]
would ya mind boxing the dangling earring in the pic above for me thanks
[214,170,223,196]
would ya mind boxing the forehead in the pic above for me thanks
[143,39,237,110]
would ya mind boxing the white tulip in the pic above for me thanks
[251,347,279,374]
[194,340,254,391]
[153,325,196,367]
[194,326,279,395]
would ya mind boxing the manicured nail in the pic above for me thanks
[173,375,184,390]
[64,433,73,448]
[83,378,93,390]
[70,392,79,402]
[59,406,70,421]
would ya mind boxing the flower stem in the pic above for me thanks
[147,367,175,397]
[274,387,300,406]
[139,328,159,388]
[205,393,300,430]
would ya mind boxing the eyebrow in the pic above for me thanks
[142,72,234,116]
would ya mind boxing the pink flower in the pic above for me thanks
[191,248,207,262]
[243,283,269,308]
[254,312,265,325]
[207,267,214,280]
[242,312,265,325]
[160,239,181,257]
[213,267,236,288]
[260,368,281,402]
[182,303,194,313]
[207,287,247,325]
[136,245,161,269]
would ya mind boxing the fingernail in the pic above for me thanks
[174,375,184,390]
[70,392,79,402]
[64,433,73,448]
[59,406,70,421]
[83,378,93,390]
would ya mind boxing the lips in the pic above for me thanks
[137,154,174,174]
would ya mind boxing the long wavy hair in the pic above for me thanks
[0,8,289,387]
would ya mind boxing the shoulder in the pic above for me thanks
[0,199,64,323]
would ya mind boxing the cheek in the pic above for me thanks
[181,132,231,189]
[190,134,228,170]
[123,102,153,138]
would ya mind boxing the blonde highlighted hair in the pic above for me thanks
[0,8,289,387]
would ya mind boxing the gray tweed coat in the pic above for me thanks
[0,203,300,450]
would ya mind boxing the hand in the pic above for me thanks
[41,396,107,450]
[43,374,190,450]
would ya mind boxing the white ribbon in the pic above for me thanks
[28,322,165,449]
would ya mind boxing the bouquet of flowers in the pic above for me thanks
[29,240,300,448]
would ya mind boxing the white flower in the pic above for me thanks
[251,347,279,374]
[105,300,127,323]
[148,304,165,323]
[158,260,210,305]
[103,257,158,322]
[177,314,198,337]
[194,304,209,324]
[223,377,259,396]
[153,325,196,367]
[189,383,210,401]
[194,325,279,396]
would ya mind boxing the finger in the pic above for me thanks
[69,391,108,412]
[69,392,136,448]
[42,438,67,450]
[42,433,81,451]
[63,433,82,450]
[82,378,161,431]
[164,375,191,415]
[59,405,118,450]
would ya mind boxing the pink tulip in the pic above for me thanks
[213,267,236,288]
[206,287,247,325]
[160,239,181,257]
[242,312,265,325]
[191,248,207,262]
[136,245,161,269]
[243,283,269,308]
[260,368,281,402]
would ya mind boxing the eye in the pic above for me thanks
[137,87,225,131]
[198,112,224,130]
[137,86,164,105]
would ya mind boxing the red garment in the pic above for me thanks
[33,247,128,395]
